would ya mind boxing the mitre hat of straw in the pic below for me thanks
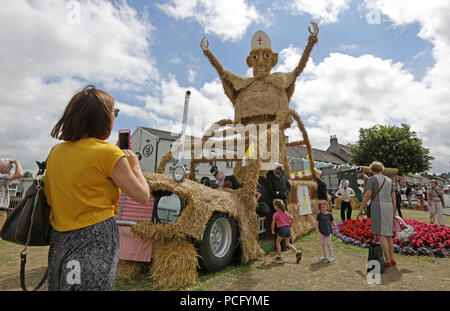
[250,30,272,51]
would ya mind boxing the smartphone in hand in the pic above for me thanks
[118,129,131,150]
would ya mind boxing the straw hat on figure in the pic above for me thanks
[200,22,319,177]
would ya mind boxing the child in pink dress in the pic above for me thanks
[271,199,302,263]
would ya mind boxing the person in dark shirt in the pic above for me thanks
[405,186,412,208]
[394,183,403,218]
[255,176,272,215]
[314,169,327,201]
[266,163,292,251]
[266,162,291,207]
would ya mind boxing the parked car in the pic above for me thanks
[122,118,319,288]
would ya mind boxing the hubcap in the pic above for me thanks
[209,217,232,258]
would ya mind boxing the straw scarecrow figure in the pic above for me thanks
[120,24,321,290]
[200,22,319,178]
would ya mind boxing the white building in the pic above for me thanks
[131,127,355,189]
[131,127,235,181]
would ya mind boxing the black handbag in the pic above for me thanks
[367,242,385,274]
[0,158,52,291]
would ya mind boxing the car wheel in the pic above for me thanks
[198,213,239,272]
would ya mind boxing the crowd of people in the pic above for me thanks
[401,183,446,226]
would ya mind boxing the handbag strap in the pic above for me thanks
[370,177,386,202]
[20,178,48,291]
[432,188,444,202]
[20,252,48,291]
[19,147,54,291]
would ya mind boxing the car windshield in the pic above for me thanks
[156,193,183,224]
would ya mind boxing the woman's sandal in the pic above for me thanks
[273,255,283,261]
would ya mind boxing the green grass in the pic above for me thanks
[258,239,275,253]
[2,207,448,291]
[184,208,449,291]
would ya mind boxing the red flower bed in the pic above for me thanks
[337,218,450,257]
[338,218,379,243]
[395,219,450,249]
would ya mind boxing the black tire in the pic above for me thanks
[198,213,239,272]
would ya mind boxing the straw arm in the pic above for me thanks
[202,48,226,80]
[286,140,306,147]
[201,46,237,104]
[289,109,317,179]
[201,119,235,139]
[292,31,319,79]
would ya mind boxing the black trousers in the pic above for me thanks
[396,204,403,218]
[341,201,352,221]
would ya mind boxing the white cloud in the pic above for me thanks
[170,57,182,64]
[291,53,430,146]
[412,48,431,60]
[270,0,450,173]
[3,0,449,177]
[0,0,157,173]
[126,75,234,138]
[159,76,234,134]
[360,0,450,173]
[157,0,263,41]
[188,68,197,83]
[285,0,351,24]
[337,44,359,51]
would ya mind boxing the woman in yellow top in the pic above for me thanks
[45,85,150,291]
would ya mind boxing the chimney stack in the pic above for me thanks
[330,135,338,146]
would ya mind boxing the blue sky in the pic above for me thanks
[111,0,435,132]
[136,0,434,83]
[0,0,449,175]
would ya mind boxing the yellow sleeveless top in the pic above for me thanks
[45,138,124,231]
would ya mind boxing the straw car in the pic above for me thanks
[127,116,320,289]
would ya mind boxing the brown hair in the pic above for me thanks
[369,161,384,173]
[273,199,286,212]
[318,200,330,211]
[51,85,115,141]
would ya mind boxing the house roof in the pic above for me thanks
[138,127,348,165]
[338,143,351,153]
[137,127,235,150]
[138,127,206,141]
[140,127,181,141]
[420,173,447,182]
[287,145,347,165]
